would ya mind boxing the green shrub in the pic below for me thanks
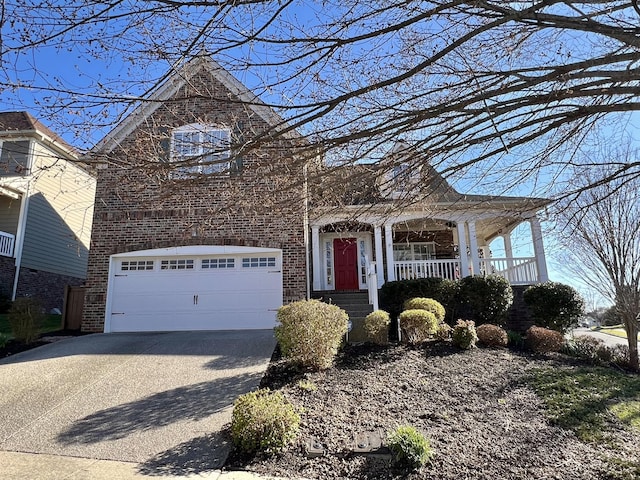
[399,309,438,344]
[526,326,564,353]
[452,319,478,349]
[364,310,391,345]
[231,389,301,454]
[435,323,452,341]
[565,336,632,368]
[403,297,445,323]
[0,332,10,348]
[9,297,44,344]
[524,282,585,333]
[458,275,513,326]
[476,323,508,348]
[387,425,432,470]
[275,299,349,370]
[380,277,459,322]
[507,330,525,351]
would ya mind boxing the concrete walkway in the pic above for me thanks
[571,327,638,348]
[0,331,277,480]
[0,451,284,480]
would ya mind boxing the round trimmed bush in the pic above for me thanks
[399,309,438,344]
[275,299,349,370]
[452,319,478,349]
[458,275,513,326]
[476,323,508,348]
[524,282,585,333]
[403,297,445,323]
[364,310,391,345]
[526,326,565,353]
[231,389,300,454]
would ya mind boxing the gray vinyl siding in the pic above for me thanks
[19,142,95,279]
[0,196,20,235]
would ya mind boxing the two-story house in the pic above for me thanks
[0,112,96,312]
[82,56,550,334]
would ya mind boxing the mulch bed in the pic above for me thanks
[225,342,640,479]
[0,330,86,359]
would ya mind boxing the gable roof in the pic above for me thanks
[0,111,77,157]
[93,55,303,154]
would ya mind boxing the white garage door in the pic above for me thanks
[104,246,283,332]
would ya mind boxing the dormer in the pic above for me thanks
[380,141,423,199]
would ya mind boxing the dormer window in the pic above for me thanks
[171,124,230,176]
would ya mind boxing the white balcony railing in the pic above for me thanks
[394,259,461,281]
[0,231,15,257]
[480,257,538,285]
[394,257,539,284]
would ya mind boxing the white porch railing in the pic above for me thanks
[394,259,461,281]
[0,231,15,257]
[480,257,538,285]
[394,257,539,284]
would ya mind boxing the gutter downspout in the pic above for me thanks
[303,162,311,299]
[11,183,30,300]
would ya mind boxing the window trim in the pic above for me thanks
[392,242,436,261]
[170,123,231,176]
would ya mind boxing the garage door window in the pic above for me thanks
[242,257,276,268]
[121,260,154,271]
[161,259,195,270]
[202,258,235,269]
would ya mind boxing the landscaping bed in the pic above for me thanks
[225,342,640,479]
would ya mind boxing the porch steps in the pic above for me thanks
[313,291,373,342]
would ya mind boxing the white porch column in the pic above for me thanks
[384,223,395,282]
[311,226,322,291]
[503,232,514,258]
[530,216,549,282]
[456,221,470,278]
[467,221,481,275]
[373,225,385,288]
[503,231,514,282]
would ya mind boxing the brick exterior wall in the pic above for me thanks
[0,255,14,300]
[506,285,535,332]
[82,63,308,332]
[15,267,84,313]
[0,256,84,313]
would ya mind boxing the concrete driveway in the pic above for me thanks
[0,331,276,477]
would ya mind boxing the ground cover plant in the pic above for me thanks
[225,342,640,479]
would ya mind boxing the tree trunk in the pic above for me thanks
[624,314,639,372]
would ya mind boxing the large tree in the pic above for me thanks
[1,1,640,198]
[555,165,640,371]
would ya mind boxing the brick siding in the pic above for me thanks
[82,64,308,332]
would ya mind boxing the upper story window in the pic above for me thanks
[0,140,30,176]
[171,124,230,176]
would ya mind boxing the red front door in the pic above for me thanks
[333,238,359,290]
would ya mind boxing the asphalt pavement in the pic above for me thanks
[0,330,277,479]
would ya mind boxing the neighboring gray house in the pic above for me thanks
[0,112,96,311]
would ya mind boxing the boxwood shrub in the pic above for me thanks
[380,277,459,323]
[275,299,348,370]
[399,309,438,344]
[523,281,585,333]
[457,275,513,326]
[364,310,391,345]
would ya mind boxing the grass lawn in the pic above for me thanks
[0,313,63,338]
[593,325,640,341]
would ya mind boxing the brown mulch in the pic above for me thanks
[225,342,640,480]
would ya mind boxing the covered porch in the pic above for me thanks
[310,205,549,295]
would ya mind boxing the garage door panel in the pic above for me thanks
[107,249,283,332]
